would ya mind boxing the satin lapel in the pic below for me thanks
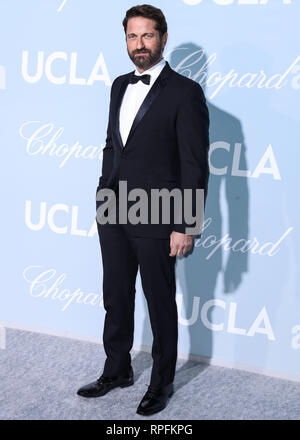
[114,74,132,150]
[114,61,172,150]
[125,62,172,148]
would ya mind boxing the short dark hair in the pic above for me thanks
[122,4,168,38]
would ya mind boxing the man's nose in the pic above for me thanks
[136,36,144,49]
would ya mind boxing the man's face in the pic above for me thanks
[126,17,167,71]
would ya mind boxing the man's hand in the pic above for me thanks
[169,231,193,257]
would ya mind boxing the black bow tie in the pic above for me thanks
[129,73,151,85]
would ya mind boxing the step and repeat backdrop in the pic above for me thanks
[1,0,299,381]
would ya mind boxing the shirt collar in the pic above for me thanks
[134,58,166,84]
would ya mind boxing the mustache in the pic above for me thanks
[134,50,150,55]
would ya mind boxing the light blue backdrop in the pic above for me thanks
[1,0,299,381]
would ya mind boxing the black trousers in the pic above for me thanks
[97,222,178,388]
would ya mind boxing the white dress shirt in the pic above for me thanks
[119,57,166,147]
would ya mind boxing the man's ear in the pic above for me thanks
[163,32,168,48]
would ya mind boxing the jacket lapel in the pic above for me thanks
[114,61,172,150]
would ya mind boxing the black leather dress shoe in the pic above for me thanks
[77,366,134,398]
[136,383,174,416]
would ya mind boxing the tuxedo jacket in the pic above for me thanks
[96,60,210,238]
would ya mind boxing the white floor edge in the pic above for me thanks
[1,319,300,384]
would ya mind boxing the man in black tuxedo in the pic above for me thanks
[77,4,210,416]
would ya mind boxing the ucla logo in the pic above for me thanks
[21,51,111,86]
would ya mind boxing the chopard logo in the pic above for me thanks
[19,121,105,168]
[23,265,104,312]
[168,49,300,99]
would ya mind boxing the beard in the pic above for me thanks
[128,38,164,70]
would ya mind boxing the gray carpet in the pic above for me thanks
[0,328,299,420]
